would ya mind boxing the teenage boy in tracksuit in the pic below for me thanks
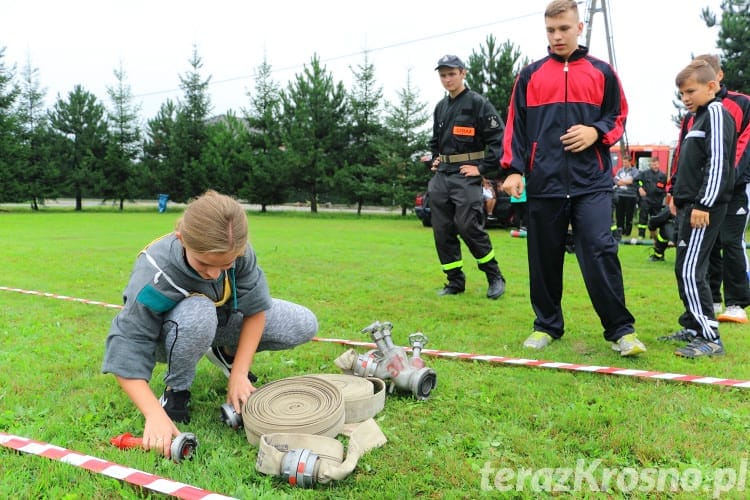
[500,0,645,356]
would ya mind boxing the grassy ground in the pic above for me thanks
[1,209,749,499]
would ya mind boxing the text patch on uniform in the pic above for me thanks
[453,125,475,136]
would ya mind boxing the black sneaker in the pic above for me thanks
[657,328,696,342]
[675,337,725,358]
[159,388,191,424]
[204,346,258,383]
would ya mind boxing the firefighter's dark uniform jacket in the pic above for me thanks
[427,86,504,283]
[637,169,667,206]
[429,87,503,174]
[501,46,627,196]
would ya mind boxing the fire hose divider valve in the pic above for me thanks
[334,321,437,400]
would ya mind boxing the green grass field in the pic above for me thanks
[1,209,749,499]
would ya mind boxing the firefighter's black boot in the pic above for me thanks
[480,261,506,300]
[439,269,465,296]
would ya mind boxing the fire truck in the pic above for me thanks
[610,144,673,176]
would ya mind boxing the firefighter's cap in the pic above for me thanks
[435,54,465,70]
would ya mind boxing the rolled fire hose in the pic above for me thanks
[242,375,387,487]
[307,374,386,424]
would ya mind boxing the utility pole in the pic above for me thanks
[583,0,629,157]
[583,0,618,70]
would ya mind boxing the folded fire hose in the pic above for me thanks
[241,375,387,487]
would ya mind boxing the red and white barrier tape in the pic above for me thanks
[314,338,750,388]
[0,433,235,500]
[3,285,750,390]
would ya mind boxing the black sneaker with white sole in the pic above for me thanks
[159,388,191,423]
[205,346,258,383]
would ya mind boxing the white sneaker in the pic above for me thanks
[523,331,554,350]
[713,303,723,315]
[611,333,647,357]
[718,305,748,324]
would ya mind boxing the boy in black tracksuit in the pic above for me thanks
[660,59,736,357]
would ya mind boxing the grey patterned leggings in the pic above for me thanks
[158,296,318,390]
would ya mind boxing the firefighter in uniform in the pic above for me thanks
[428,54,506,299]
[636,158,667,239]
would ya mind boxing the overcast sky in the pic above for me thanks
[2,0,723,145]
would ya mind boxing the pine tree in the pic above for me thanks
[466,35,529,122]
[703,0,750,94]
[0,48,23,203]
[105,63,142,209]
[202,111,251,197]
[241,58,289,211]
[380,70,431,215]
[142,100,177,199]
[170,45,212,202]
[280,54,348,212]
[48,85,109,210]
[337,53,385,214]
[15,55,56,209]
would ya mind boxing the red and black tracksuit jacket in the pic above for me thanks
[501,46,627,196]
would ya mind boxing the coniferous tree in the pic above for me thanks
[0,47,23,203]
[105,63,142,209]
[14,55,56,209]
[466,35,529,122]
[336,53,385,214]
[280,54,349,212]
[48,85,109,210]
[202,111,251,196]
[241,58,289,211]
[142,99,177,200]
[169,45,212,202]
[703,0,750,94]
[379,70,431,215]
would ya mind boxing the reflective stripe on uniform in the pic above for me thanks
[441,260,464,271]
[476,249,495,265]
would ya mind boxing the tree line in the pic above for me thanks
[1,1,745,213]
[0,35,526,214]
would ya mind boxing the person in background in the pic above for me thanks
[646,206,676,262]
[509,175,528,231]
[501,0,645,356]
[482,177,498,220]
[102,190,318,457]
[636,158,667,239]
[657,59,736,357]
[613,156,640,241]
[428,54,506,300]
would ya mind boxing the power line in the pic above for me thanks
[132,10,543,100]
